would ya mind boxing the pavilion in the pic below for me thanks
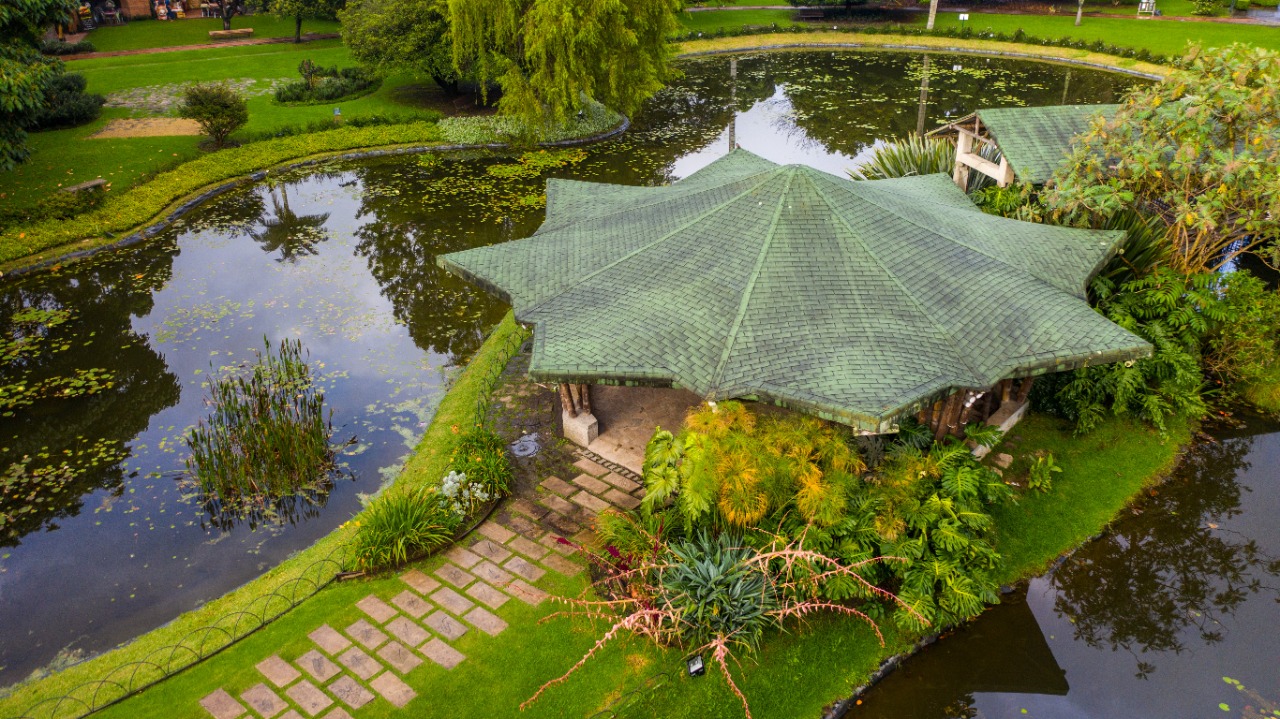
[439,149,1149,449]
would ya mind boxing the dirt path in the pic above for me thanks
[91,117,203,138]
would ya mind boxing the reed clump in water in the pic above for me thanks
[185,337,336,521]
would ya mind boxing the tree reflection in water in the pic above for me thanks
[1048,431,1280,677]
[248,183,332,263]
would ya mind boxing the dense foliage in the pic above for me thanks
[1,0,78,169]
[179,83,249,148]
[1043,43,1280,273]
[24,72,103,131]
[38,37,94,55]
[640,403,1012,631]
[448,0,682,130]
[340,0,461,93]
[447,425,513,497]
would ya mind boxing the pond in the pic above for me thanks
[849,415,1280,719]
[0,50,1141,687]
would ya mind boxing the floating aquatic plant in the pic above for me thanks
[184,337,338,524]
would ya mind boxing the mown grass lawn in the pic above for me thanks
[85,15,341,52]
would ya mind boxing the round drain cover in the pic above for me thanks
[511,434,540,457]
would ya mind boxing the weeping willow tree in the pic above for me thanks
[448,0,681,130]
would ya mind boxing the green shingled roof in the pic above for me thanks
[978,104,1119,185]
[439,149,1150,431]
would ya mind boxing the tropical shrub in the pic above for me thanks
[1203,271,1280,388]
[849,134,1000,193]
[1028,452,1061,492]
[349,488,460,571]
[1043,44,1280,273]
[179,83,249,148]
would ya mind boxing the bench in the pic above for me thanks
[208,27,253,39]
[60,178,107,193]
[796,8,825,20]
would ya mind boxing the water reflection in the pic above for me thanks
[248,183,333,263]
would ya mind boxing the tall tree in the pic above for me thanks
[209,0,247,30]
[340,0,462,93]
[1,0,77,170]
[272,0,344,42]
[448,0,681,130]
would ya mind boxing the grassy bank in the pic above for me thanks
[85,16,341,53]
[0,313,527,718]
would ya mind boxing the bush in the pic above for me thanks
[179,83,249,148]
[1192,0,1221,13]
[274,65,381,104]
[233,111,442,143]
[39,38,95,55]
[349,488,460,572]
[849,135,999,193]
[448,426,513,497]
[25,73,104,131]
[0,184,107,231]
[1204,271,1280,387]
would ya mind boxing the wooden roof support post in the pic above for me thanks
[953,132,973,190]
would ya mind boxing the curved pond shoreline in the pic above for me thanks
[0,34,1167,278]
[0,48,1155,714]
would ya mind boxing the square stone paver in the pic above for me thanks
[355,595,397,624]
[465,581,510,609]
[327,676,375,710]
[570,490,611,513]
[542,553,584,576]
[285,680,333,716]
[504,555,546,583]
[421,637,466,669]
[600,471,642,492]
[604,488,641,510]
[384,616,430,646]
[391,589,431,619]
[463,606,508,636]
[434,562,476,589]
[370,671,417,708]
[539,532,576,556]
[508,535,550,560]
[443,545,482,569]
[337,646,383,680]
[240,683,288,718]
[424,610,469,641]
[377,640,423,674]
[279,711,305,719]
[573,457,609,476]
[469,538,512,564]
[539,476,576,497]
[472,560,514,586]
[504,513,541,536]
[506,578,549,605]
[570,473,612,495]
[477,520,515,543]
[308,625,351,655]
[430,586,475,616]
[256,655,301,688]
[510,498,550,520]
[319,711,351,719]
[400,569,440,596]
[199,688,246,719]
[295,650,341,683]
[344,619,388,650]
[540,493,579,518]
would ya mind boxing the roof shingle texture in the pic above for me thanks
[977,104,1120,185]
[439,150,1150,431]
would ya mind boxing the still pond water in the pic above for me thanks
[2,52,1235,710]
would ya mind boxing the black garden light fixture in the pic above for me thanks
[687,654,706,678]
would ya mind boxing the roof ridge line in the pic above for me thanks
[821,171,1097,298]
[539,163,780,234]
[708,169,798,395]
[806,174,990,387]
[519,169,782,317]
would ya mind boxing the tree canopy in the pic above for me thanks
[272,0,345,42]
[448,0,681,129]
[1043,43,1280,273]
[1,0,77,170]
[339,0,460,93]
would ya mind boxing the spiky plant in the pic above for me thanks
[849,135,1001,193]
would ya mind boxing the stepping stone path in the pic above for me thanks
[197,452,643,718]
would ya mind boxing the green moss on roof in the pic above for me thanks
[439,150,1149,431]
[978,104,1120,185]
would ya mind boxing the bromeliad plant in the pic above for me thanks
[523,523,917,719]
